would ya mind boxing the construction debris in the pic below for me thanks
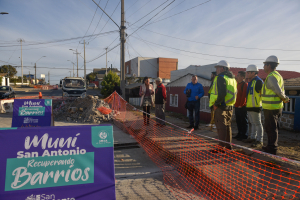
[53,96,113,123]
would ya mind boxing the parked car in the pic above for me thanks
[88,83,97,89]
[0,86,16,99]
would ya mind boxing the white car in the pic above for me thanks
[88,83,97,89]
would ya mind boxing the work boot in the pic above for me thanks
[262,146,277,155]
[242,138,256,143]
[237,135,248,141]
[251,141,263,148]
[233,134,241,139]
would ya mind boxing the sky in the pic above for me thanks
[1,0,300,84]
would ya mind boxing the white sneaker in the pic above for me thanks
[206,124,212,127]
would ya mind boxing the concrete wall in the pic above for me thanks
[139,57,158,78]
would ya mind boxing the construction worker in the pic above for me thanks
[207,71,217,129]
[243,65,264,148]
[209,60,237,152]
[261,55,289,155]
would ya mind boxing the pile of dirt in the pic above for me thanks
[53,95,113,123]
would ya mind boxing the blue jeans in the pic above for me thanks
[187,100,200,127]
[235,106,248,137]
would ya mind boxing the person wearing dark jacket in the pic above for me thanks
[184,75,204,130]
[113,82,122,95]
[209,60,237,152]
[154,77,166,126]
[233,71,248,141]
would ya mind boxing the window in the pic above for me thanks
[169,94,178,107]
[126,66,129,74]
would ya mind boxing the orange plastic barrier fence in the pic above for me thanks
[104,91,300,200]
[97,106,112,115]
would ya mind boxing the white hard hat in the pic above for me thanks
[246,64,258,72]
[215,60,230,69]
[264,55,280,64]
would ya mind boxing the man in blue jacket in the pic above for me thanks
[184,75,204,130]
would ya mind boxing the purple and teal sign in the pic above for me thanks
[12,99,52,127]
[0,125,115,200]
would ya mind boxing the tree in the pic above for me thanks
[0,65,17,78]
[100,71,120,97]
[86,72,97,81]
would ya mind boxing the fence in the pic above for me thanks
[104,91,300,200]
[129,97,142,106]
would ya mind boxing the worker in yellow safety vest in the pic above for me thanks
[207,71,217,129]
[261,55,289,155]
[209,60,237,153]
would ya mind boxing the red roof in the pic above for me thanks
[230,68,300,80]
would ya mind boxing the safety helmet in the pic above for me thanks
[246,64,258,72]
[215,60,230,69]
[264,55,280,64]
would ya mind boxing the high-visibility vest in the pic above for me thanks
[246,76,263,108]
[261,71,284,110]
[209,74,237,107]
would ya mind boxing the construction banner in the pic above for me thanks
[12,99,52,127]
[0,125,115,200]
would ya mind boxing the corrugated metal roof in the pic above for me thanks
[167,73,210,86]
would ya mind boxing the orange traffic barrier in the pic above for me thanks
[39,92,42,99]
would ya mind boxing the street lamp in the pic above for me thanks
[69,49,80,77]
[67,60,75,77]
[35,56,46,85]
[0,12,9,15]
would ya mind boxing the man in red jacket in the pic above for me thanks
[155,77,167,127]
[233,71,248,140]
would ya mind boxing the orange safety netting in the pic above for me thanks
[97,106,112,115]
[105,91,300,200]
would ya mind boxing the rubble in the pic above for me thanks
[53,96,113,124]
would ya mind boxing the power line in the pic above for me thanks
[126,0,152,20]
[88,0,120,43]
[146,0,212,27]
[87,0,110,41]
[129,26,300,52]
[130,35,300,62]
[0,30,119,48]
[128,0,170,28]
[86,43,120,63]
[128,0,175,37]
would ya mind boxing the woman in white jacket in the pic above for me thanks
[139,77,154,126]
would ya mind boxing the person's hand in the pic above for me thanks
[282,97,290,103]
[140,91,144,95]
[195,96,199,100]
[213,105,217,110]
[238,106,241,108]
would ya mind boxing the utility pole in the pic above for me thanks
[35,63,37,85]
[69,49,81,77]
[105,47,108,75]
[18,39,24,85]
[120,0,126,98]
[69,71,71,77]
[48,71,50,84]
[92,0,126,97]
[84,40,86,84]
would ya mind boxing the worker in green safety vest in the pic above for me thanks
[261,55,289,155]
[207,71,217,129]
[209,60,237,153]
